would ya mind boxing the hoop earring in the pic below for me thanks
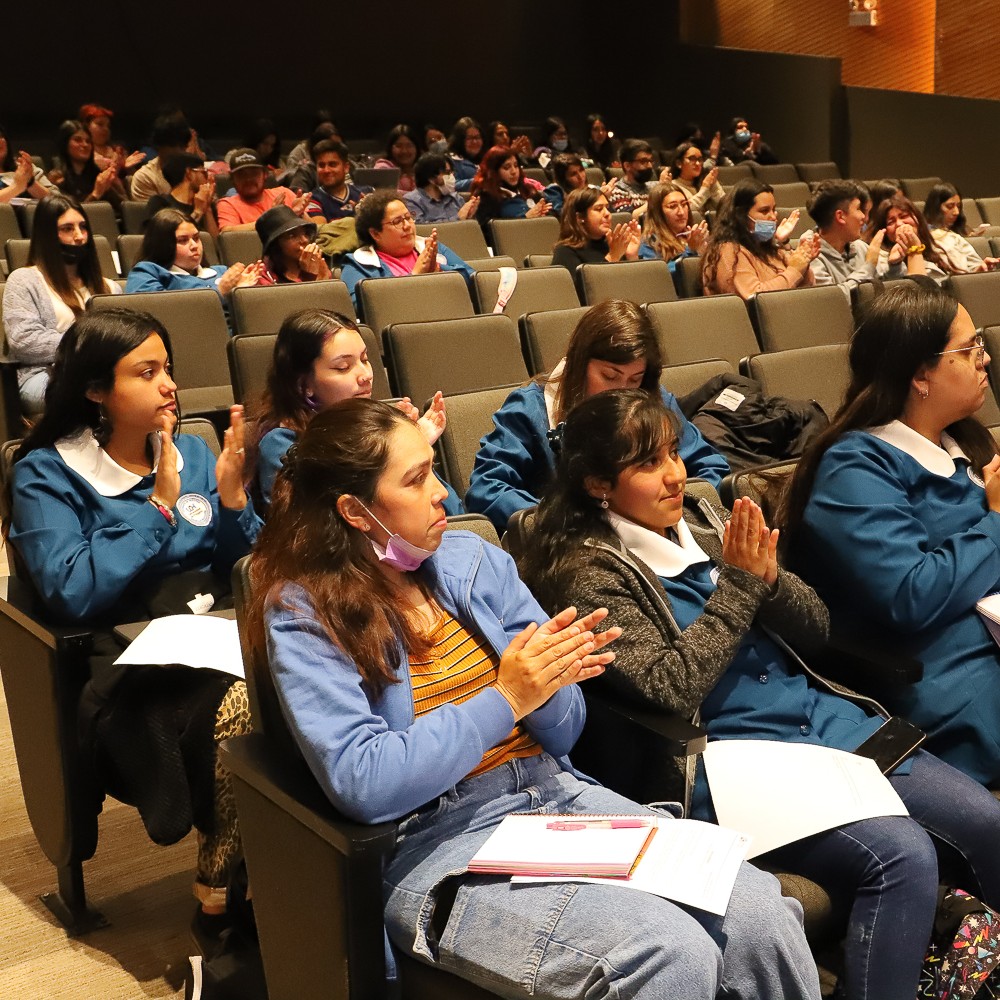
[600,493,609,510]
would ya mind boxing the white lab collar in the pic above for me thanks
[352,236,436,269]
[607,509,710,578]
[869,420,968,477]
[170,263,218,279]
[543,358,566,429]
[55,426,183,497]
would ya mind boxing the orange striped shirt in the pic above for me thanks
[410,612,541,779]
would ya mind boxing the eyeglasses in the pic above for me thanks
[683,155,703,163]
[936,333,985,363]
[382,213,414,230]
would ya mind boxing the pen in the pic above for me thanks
[546,819,654,831]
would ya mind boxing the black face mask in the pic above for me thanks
[633,167,654,185]
[60,243,88,265]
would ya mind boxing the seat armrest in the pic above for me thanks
[220,733,396,858]
[0,577,93,653]
[583,690,707,757]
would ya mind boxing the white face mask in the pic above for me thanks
[440,173,456,193]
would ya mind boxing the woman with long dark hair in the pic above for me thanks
[471,146,551,233]
[582,113,620,170]
[374,124,421,193]
[520,386,1000,1000]
[126,208,263,294]
[923,183,998,273]
[867,193,953,283]
[551,186,641,273]
[446,115,485,190]
[51,119,126,209]
[5,308,258,944]
[702,179,819,298]
[464,299,727,532]
[2,193,121,411]
[783,280,1000,783]
[244,397,821,1000]
[246,308,457,511]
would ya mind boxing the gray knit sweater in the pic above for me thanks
[563,497,830,720]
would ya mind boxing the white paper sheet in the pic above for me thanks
[113,615,244,678]
[702,740,907,859]
[512,818,750,916]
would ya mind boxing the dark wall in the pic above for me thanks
[846,87,1000,197]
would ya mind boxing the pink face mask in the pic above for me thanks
[359,503,436,572]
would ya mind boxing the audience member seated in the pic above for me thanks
[125,209,262,296]
[551,187,641,273]
[868,194,951,284]
[540,152,592,217]
[304,140,372,223]
[702,179,819,298]
[861,180,901,240]
[531,116,572,168]
[0,124,58,203]
[924,182,999,273]
[465,300,728,533]
[784,280,1000,787]
[216,149,310,233]
[520,386,1000,1000]
[582,112,620,170]
[254,206,332,286]
[639,183,709,269]
[285,122,341,194]
[801,180,881,297]
[80,103,145,174]
[607,139,656,216]
[674,122,729,167]
[402,153,479,224]
[374,124,421,193]
[50,119,126,212]
[486,120,534,162]
[131,115,197,202]
[2,194,121,412]
[669,142,725,215]
[339,191,474,310]
[446,116,485,190]
[423,123,447,154]
[148,153,220,237]
[284,109,337,181]
[471,146,551,233]
[6,309,258,943]
[245,397,821,1000]
[720,116,779,165]
[247,308,458,511]
[227,118,282,181]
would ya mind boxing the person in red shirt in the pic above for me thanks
[216,149,310,232]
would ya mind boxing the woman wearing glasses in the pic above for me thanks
[669,142,725,216]
[783,280,1000,785]
[339,191,474,311]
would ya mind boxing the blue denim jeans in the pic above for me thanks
[384,753,821,999]
[765,749,1000,1000]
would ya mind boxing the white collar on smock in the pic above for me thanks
[55,426,183,497]
[869,419,968,477]
[543,358,566,429]
[170,263,218,279]
[607,509,710,578]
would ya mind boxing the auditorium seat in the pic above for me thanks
[675,255,704,298]
[80,202,119,243]
[900,177,941,202]
[750,163,800,185]
[384,313,527,402]
[646,297,760,369]
[524,254,554,268]
[949,271,1000,329]
[415,220,490,260]
[472,266,580,318]
[436,384,524,499]
[768,182,812,208]
[121,200,152,235]
[519,306,590,375]
[795,162,841,185]
[489,217,560,262]
[716,164,754,186]
[218,230,263,267]
[577,259,678,307]
[746,344,850,421]
[352,167,400,190]
[660,358,734,398]
[230,280,358,335]
[359,270,475,338]
[751,285,855,353]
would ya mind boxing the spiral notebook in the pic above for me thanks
[467,814,657,878]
